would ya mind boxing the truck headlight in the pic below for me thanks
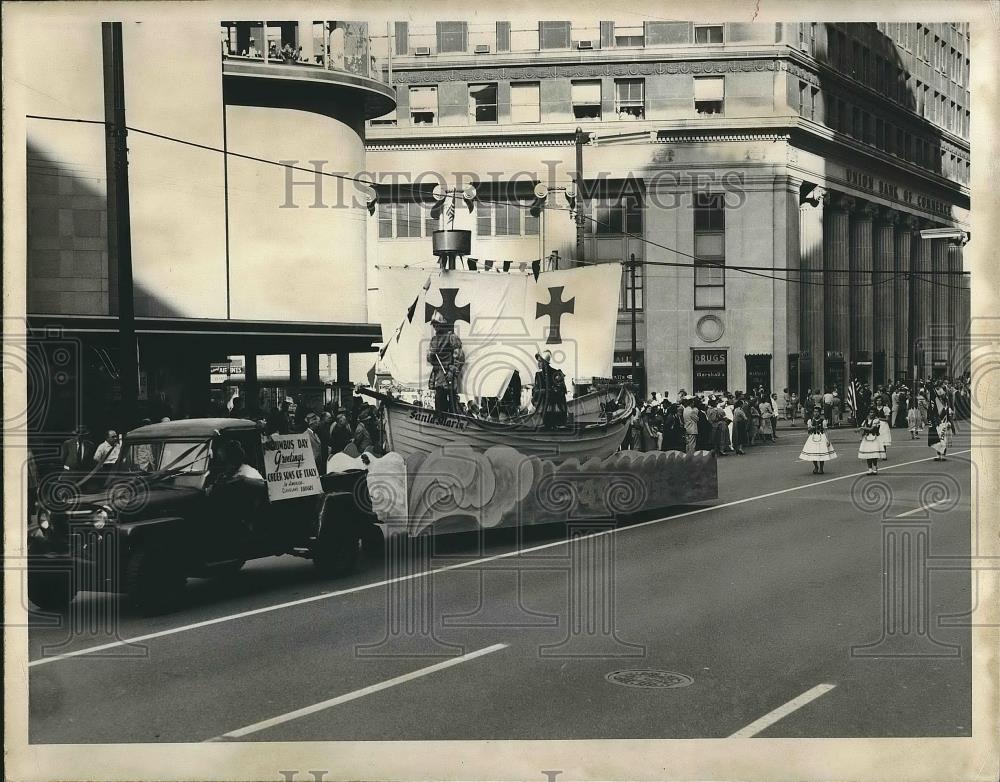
[91,508,110,530]
[38,508,51,530]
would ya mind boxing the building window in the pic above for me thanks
[614,25,644,47]
[694,25,724,44]
[539,20,571,49]
[476,201,539,237]
[852,106,862,138]
[693,192,725,310]
[469,83,498,123]
[510,82,540,123]
[436,21,468,53]
[378,202,437,240]
[572,80,602,120]
[408,86,438,126]
[694,76,725,115]
[614,79,645,120]
[620,262,643,310]
[588,197,643,236]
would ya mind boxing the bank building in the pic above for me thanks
[365,19,971,397]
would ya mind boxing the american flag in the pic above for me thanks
[845,378,858,423]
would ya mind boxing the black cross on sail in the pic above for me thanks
[535,285,576,345]
[424,287,472,327]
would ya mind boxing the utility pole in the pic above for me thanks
[575,127,587,265]
[629,253,638,395]
[102,22,139,428]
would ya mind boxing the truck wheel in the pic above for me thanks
[28,573,77,612]
[313,531,361,578]
[124,543,186,616]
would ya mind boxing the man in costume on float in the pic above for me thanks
[532,350,568,430]
[427,309,465,413]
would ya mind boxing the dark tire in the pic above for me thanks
[28,573,77,612]
[123,543,186,616]
[313,531,361,577]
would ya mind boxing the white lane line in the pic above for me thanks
[29,448,970,668]
[895,497,953,518]
[207,642,507,741]
[728,683,837,738]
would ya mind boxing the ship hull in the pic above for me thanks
[362,389,633,464]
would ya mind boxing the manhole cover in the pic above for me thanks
[605,669,694,689]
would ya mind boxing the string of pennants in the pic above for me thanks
[373,255,554,364]
[374,259,548,277]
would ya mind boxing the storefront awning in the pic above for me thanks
[26,314,382,354]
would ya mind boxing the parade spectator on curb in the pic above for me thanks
[826,390,837,427]
[696,398,712,451]
[660,403,686,453]
[748,397,761,444]
[759,396,775,442]
[707,399,727,456]
[822,388,834,426]
[637,406,658,452]
[682,399,699,455]
[731,400,749,455]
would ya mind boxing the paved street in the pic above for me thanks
[27,424,973,743]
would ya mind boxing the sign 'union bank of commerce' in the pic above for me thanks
[843,167,952,219]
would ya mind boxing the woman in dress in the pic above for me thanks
[660,403,686,453]
[799,405,837,474]
[637,406,657,452]
[748,397,761,445]
[857,410,885,474]
[930,404,956,461]
[759,397,775,443]
[876,406,892,461]
[732,400,749,455]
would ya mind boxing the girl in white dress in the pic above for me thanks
[876,407,892,461]
[931,406,955,461]
[799,406,837,474]
[857,411,886,474]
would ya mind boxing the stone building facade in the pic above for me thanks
[365,20,971,396]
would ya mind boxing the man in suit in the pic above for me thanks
[682,399,700,455]
[60,426,95,471]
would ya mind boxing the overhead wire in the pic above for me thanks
[27,113,970,290]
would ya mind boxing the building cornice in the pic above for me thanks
[386,54,786,85]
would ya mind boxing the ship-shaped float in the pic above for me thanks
[357,228,717,535]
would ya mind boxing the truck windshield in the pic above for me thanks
[119,440,211,474]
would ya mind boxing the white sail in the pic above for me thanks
[373,262,623,398]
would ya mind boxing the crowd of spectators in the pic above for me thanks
[623,373,971,456]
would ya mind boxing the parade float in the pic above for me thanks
[353,223,718,536]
